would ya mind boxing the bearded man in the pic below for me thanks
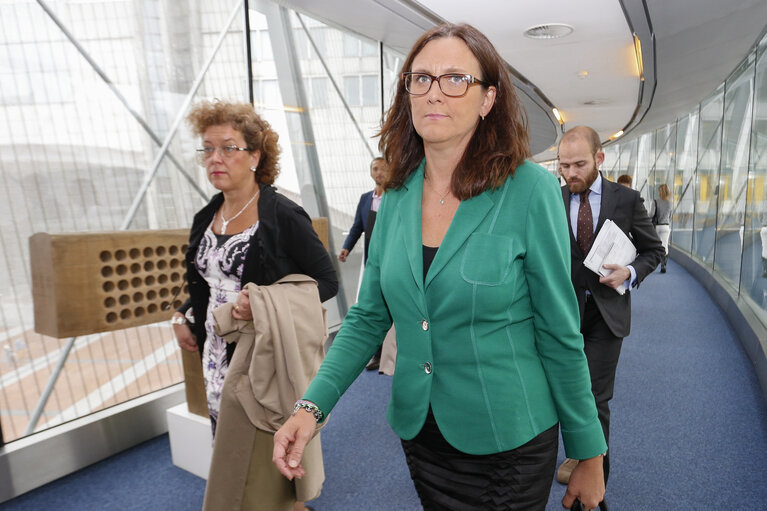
[556,126,664,506]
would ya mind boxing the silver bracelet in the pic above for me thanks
[170,315,187,326]
[292,399,323,423]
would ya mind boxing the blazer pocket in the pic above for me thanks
[460,233,513,286]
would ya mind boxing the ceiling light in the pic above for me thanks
[552,108,563,124]
[609,130,624,140]
[577,70,589,79]
[523,23,574,40]
[633,33,645,81]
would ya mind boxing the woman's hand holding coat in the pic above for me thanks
[232,288,253,321]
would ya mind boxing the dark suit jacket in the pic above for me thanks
[342,190,374,259]
[562,175,664,338]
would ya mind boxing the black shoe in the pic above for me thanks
[660,265,666,273]
[365,355,380,371]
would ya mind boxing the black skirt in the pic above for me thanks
[401,409,558,511]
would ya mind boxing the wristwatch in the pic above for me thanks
[170,315,187,326]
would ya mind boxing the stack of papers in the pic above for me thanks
[583,219,637,295]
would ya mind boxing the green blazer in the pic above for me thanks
[305,159,606,459]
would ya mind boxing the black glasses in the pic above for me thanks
[195,145,250,165]
[402,72,489,98]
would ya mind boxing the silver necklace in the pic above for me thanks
[425,174,451,205]
[220,188,259,234]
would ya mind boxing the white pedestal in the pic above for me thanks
[166,403,212,479]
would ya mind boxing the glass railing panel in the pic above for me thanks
[715,57,755,289]
[650,124,677,201]
[693,88,725,265]
[673,111,699,253]
[602,145,621,182]
[741,35,767,324]
[635,132,653,200]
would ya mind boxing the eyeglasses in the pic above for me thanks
[402,72,489,98]
[196,145,250,165]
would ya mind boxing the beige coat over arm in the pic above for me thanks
[203,274,327,511]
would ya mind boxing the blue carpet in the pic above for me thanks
[2,259,766,510]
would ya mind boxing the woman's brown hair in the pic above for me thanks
[187,100,281,185]
[658,183,671,201]
[379,23,530,199]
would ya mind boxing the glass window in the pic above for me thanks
[258,30,272,61]
[310,27,326,57]
[602,145,621,182]
[342,33,358,57]
[293,29,309,59]
[361,75,378,106]
[693,88,724,265]
[635,132,654,200]
[361,40,377,57]
[263,79,280,107]
[741,38,767,318]
[344,76,360,106]
[673,111,700,254]
[311,77,328,108]
[652,124,677,200]
[715,58,755,288]
[382,45,404,109]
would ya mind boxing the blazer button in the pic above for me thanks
[422,320,429,331]
[424,362,432,374]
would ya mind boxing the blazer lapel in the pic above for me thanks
[596,175,619,234]
[424,190,494,289]
[397,165,426,295]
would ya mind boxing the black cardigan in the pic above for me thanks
[179,183,338,358]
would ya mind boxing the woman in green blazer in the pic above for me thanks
[274,23,607,510]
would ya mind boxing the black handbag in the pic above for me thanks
[571,499,608,511]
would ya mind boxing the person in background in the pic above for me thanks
[617,174,632,188]
[338,156,389,370]
[761,215,767,278]
[649,183,673,273]
[557,126,664,508]
[338,157,388,265]
[274,23,607,511]
[172,100,337,511]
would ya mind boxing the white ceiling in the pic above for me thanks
[416,0,639,159]
[276,0,767,161]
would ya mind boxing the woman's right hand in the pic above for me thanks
[562,455,605,510]
[273,409,317,480]
[172,313,198,351]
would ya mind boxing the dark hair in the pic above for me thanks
[187,100,280,185]
[617,174,633,186]
[379,23,530,200]
[370,156,386,168]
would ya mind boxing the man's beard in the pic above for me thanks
[567,164,599,194]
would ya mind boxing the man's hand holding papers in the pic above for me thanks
[582,219,637,295]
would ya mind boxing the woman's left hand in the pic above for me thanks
[232,288,253,321]
[561,455,605,510]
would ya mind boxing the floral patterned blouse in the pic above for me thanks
[195,219,259,434]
